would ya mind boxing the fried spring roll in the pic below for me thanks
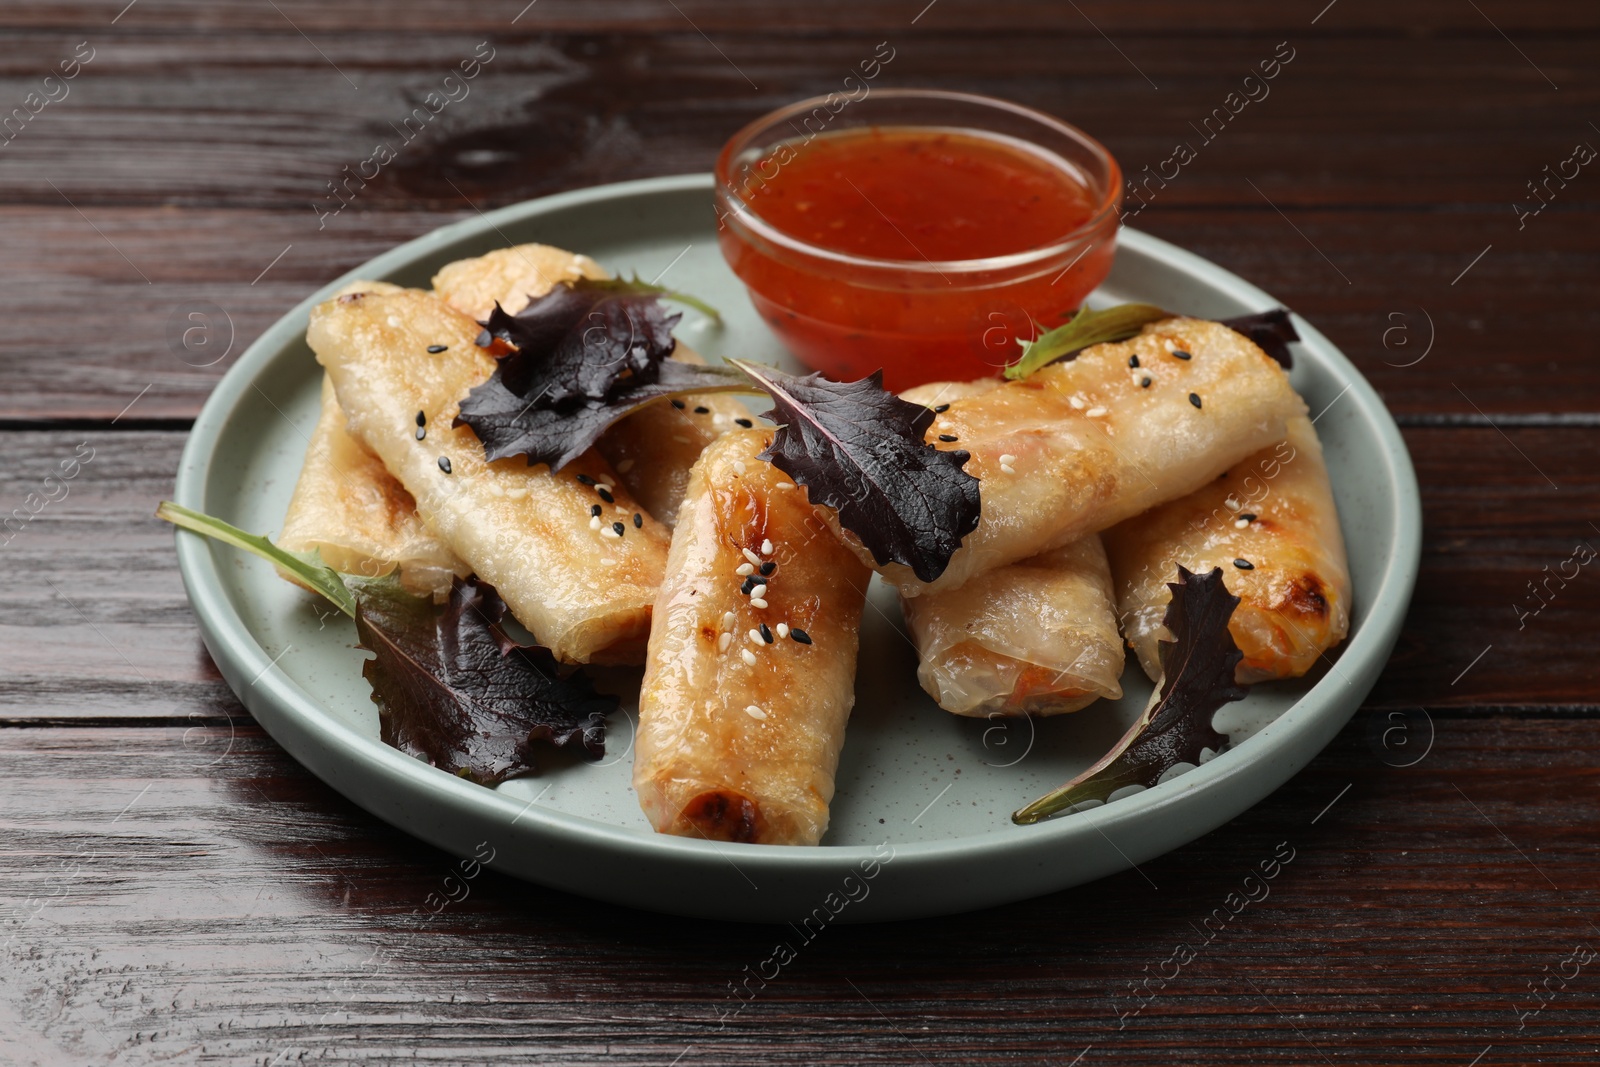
[875,318,1307,598]
[430,242,749,526]
[278,376,466,599]
[307,287,671,665]
[901,536,1124,717]
[1104,415,1351,684]
[634,430,870,846]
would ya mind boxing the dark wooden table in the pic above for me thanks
[3,2,1597,1063]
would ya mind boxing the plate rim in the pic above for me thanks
[172,172,1422,875]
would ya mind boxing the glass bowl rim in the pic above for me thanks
[713,88,1125,276]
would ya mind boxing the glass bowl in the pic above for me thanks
[714,88,1123,390]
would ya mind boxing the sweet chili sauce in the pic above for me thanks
[717,126,1119,390]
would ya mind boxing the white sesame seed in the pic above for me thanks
[760,539,773,555]
[742,548,762,565]
[998,453,1016,465]
[1086,406,1108,418]
[616,458,635,473]
[736,562,755,576]
[750,597,769,609]
[748,629,763,645]
[601,558,618,567]
[718,632,732,651]
[1069,396,1086,410]
[1000,464,1017,475]
[1225,497,1242,510]
[744,705,768,721]
[775,481,795,490]
[601,526,621,539]
[507,487,528,501]
[722,611,737,629]
[589,516,601,531]
[740,648,758,666]
[596,482,613,493]
[733,460,747,474]
[1163,338,1176,353]
[386,315,401,328]
[775,622,790,638]
[1234,518,1250,529]
[750,584,767,599]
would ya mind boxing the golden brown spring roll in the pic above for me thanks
[1104,415,1351,684]
[430,242,749,526]
[307,287,671,665]
[278,376,466,599]
[901,535,1125,717]
[634,429,870,846]
[873,318,1307,598]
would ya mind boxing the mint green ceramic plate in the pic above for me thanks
[171,174,1419,922]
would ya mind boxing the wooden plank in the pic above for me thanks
[0,33,1592,211]
[0,202,1593,421]
[2,0,1598,34]
[0,717,1595,1063]
[0,425,1594,720]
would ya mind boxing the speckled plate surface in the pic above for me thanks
[171,174,1420,922]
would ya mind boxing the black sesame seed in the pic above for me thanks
[938,434,958,443]
[735,418,754,428]
[934,404,950,413]
[426,344,447,354]
[741,575,760,595]
[437,456,452,474]
[576,474,596,486]
[694,405,710,414]
[1233,558,1255,570]
[671,399,687,409]
[474,329,491,347]
[1128,355,1140,368]
[612,521,626,536]
[759,623,773,643]
[1239,512,1257,522]
[416,410,427,426]
[632,512,643,528]
[1172,349,1192,360]
[789,628,812,645]
[1189,392,1203,409]
[415,426,426,441]
[590,504,602,518]
[1140,376,1152,388]
[597,487,615,504]
[759,561,776,576]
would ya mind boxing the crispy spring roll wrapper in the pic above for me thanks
[878,318,1307,598]
[430,242,748,527]
[429,243,608,321]
[1104,415,1351,685]
[307,287,672,665]
[278,376,466,599]
[634,429,870,846]
[901,536,1124,718]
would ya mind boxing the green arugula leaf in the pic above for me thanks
[157,500,355,617]
[1002,303,1170,380]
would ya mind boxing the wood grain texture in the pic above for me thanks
[3,0,1600,34]
[1,2,1596,1062]
[1,719,1596,1064]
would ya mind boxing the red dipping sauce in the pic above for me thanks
[715,91,1122,391]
